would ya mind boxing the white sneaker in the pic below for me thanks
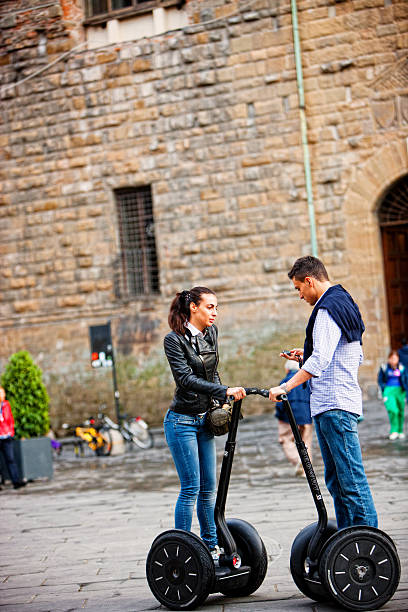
[398,433,405,440]
[211,545,224,565]
[389,432,399,440]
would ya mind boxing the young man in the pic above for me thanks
[269,256,378,529]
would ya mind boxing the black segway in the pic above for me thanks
[276,391,401,611]
[146,388,268,610]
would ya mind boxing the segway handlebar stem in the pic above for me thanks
[274,392,328,565]
[242,388,328,566]
[216,389,269,561]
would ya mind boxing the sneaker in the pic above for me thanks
[398,433,406,440]
[389,432,399,440]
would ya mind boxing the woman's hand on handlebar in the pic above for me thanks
[226,387,246,401]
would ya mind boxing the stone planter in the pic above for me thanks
[0,437,53,483]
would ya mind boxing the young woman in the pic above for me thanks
[378,350,408,440]
[163,287,245,561]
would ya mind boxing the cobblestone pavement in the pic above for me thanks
[1,399,407,611]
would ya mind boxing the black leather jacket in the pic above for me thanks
[164,325,228,415]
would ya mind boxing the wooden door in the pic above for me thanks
[381,224,408,348]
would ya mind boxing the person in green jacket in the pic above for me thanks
[377,350,408,440]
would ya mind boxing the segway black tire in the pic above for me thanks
[218,518,268,597]
[290,520,337,602]
[319,526,400,611]
[146,529,215,610]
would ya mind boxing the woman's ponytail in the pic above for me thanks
[168,290,192,335]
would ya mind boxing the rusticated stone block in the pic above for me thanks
[78,281,95,293]
[10,277,36,289]
[208,199,226,213]
[57,295,86,308]
[77,257,93,268]
[182,243,201,255]
[241,156,271,167]
[132,59,151,72]
[96,51,118,64]
[104,62,131,79]
[13,300,38,313]
[96,280,112,291]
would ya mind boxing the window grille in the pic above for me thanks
[85,0,155,19]
[378,174,408,227]
[114,187,160,299]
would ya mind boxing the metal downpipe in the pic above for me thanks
[290,0,318,257]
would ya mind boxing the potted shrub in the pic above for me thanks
[1,350,53,481]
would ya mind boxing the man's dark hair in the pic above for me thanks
[288,256,329,282]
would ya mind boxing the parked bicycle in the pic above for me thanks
[97,407,154,450]
[61,419,112,457]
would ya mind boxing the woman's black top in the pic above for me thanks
[164,324,228,415]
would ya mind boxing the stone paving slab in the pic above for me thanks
[1,481,406,611]
[1,402,407,611]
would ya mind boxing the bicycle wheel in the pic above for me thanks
[126,418,154,449]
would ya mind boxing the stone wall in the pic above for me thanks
[1,0,408,421]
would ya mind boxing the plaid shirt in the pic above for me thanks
[302,308,363,418]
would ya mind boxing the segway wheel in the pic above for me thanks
[146,529,215,610]
[319,526,400,611]
[218,518,268,597]
[290,520,337,602]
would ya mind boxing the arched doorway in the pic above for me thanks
[378,174,408,349]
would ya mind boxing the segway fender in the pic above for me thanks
[321,524,399,553]
[224,518,264,559]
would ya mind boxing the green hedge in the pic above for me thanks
[1,350,50,439]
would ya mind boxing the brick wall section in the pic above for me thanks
[0,0,407,386]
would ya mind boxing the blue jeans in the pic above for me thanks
[164,410,217,549]
[314,410,378,530]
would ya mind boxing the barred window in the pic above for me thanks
[114,187,160,299]
[85,0,161,19]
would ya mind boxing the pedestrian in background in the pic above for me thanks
[163,287,246,563]
[269,256,378,530]
[0,386,26,490]
[275,359,312,477]
[377,350,407,440]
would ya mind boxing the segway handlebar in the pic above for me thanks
[228,388,286,401]
[244,387,269,398]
